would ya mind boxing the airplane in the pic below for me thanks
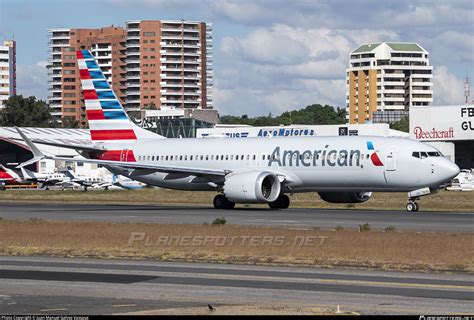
[0,164,23,188]
[20,167,71,190]
[15,50,460,212]
[92,175,147,190]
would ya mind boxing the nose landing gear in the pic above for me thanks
[406,187,436,212]
[406,200,419,212]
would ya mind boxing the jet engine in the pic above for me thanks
[223,171,281,203]
[318,191,372,203]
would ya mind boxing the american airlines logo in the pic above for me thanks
[267,141,383,168]
[413,126,454,140]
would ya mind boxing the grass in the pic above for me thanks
[0,219,472,273]
[0,188,473,211]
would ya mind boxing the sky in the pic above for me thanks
[0,0,473,116]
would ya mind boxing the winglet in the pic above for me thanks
[15,127,48,168]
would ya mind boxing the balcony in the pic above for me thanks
[161,74,182,80]
[161,35,182,40]
[127,67,140,72]
[126,41,140,48]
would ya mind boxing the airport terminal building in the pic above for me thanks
[409,105,474,169]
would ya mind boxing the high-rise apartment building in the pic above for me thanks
[47,27,126,125]
[47,20,213,126]
[0,40,16,108]
[125,20,213,110]
[346,42,433,124]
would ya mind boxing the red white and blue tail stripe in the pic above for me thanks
[77,50,161,141]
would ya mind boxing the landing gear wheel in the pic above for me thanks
[413,202,419,212]
[213,194,235,210]
[406,202,416,212]
[269,195,290,209]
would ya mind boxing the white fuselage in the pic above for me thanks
[100,136,459,193]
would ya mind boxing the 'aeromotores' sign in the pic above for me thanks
[409,105,474,141]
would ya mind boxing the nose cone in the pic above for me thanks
[442,160,460,182]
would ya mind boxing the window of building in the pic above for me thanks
[143,32,156,37]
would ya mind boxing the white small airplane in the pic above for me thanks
[447,169,474,191]
[91,175,146,190]
[15,50,460,211]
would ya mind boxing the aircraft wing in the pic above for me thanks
[51,156,228,177]
[15,127,228,178]
[9,137,104,152]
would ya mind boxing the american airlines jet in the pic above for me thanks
[16,50,460,212]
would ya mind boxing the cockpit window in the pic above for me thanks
[427,151,441,157]
[413,151,442,159]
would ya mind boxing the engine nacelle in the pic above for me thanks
[223,171,281,203]
[318,191,372,204]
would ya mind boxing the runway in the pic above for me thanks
[0,202,473,231]
[0,256,472,315]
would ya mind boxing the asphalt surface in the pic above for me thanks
[0,202,473,231]
[0,256,472,315]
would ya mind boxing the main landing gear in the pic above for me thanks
[268,194,290,209]
[212,194,291,210]
[213,194,235,209]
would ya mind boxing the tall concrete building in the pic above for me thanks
[47,20,213,126]
[0,40,16,108]
[346,42,433,124]
[47,27,126,126]
[125,20,213,110]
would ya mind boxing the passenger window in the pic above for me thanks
[166,156,169,161]
[206,155,209,160]
[230,155,234,160]
[152,156,155,161]
[200,155,203,160]
[412,152,420,158]
[190,155,193,161]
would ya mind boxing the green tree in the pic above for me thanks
[0,95,55,127]
[61,116,80,128]
[219,103,346,126]
[390,116,409,132]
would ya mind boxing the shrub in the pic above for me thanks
[359,223,371,232]
[384,225,396,232]
[211,217,227,226]
[335,225,344,231]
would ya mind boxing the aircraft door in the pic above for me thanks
[386,146,397,171]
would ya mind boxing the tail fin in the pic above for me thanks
[64,169,79,180]
[76,50,163,142]
[20,167,36,180]
[0,165,17,182]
